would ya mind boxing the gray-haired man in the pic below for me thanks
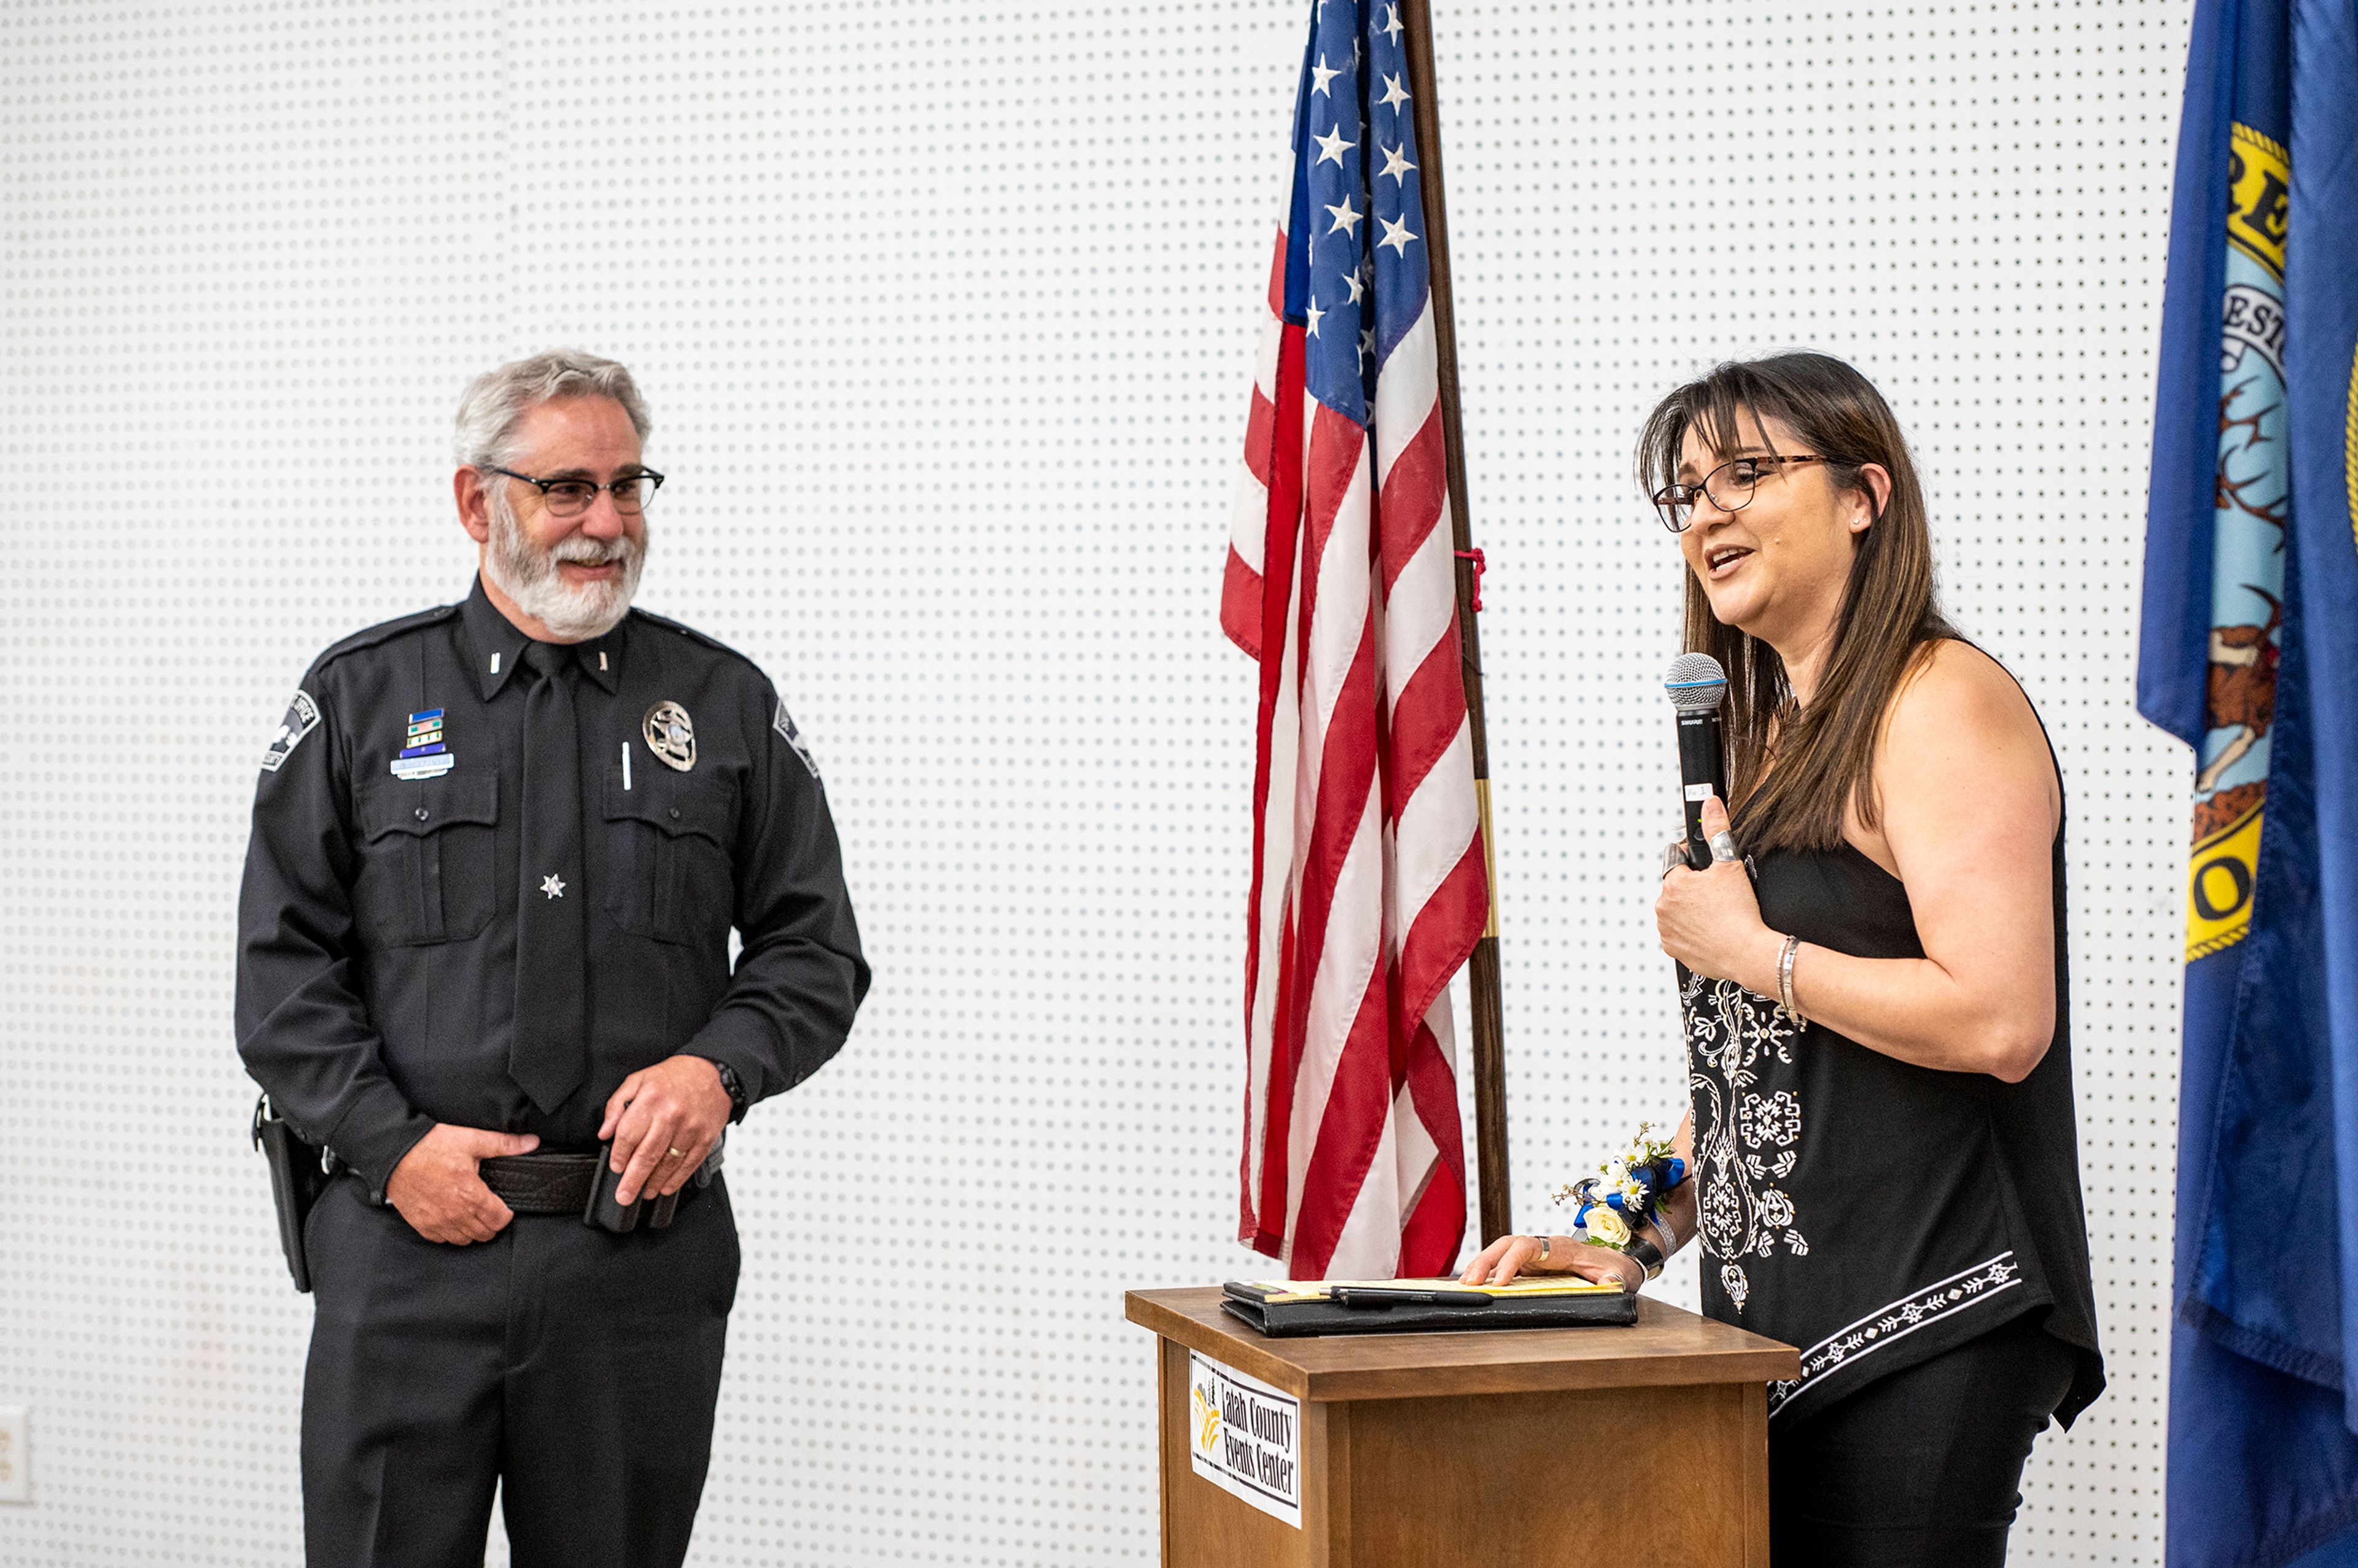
[236,350,868,1566]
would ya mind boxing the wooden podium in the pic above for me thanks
[1125,1287,1799,1567]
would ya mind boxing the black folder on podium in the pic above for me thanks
[1220,1276,1638,1337]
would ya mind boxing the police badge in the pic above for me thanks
[260,690,321,773]
[644,701,696,772]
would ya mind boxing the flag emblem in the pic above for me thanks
[2187,124,2290,959]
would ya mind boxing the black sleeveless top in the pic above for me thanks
[1683,769,2105,1430]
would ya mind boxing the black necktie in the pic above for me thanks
[511,641,588,1111]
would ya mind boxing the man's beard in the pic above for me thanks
[482,489,646,640]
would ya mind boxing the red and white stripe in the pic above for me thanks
[1222,222,1487,1281]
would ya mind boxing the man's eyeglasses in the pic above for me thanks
[489,466,666,518]
[1650,454,1824,534]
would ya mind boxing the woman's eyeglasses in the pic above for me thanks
[1651,454,1825,533]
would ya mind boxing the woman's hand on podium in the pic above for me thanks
[1458,1233,1644,1293]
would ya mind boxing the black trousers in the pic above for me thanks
[300,1173,740,1568]
[1769,1311,2079,1567]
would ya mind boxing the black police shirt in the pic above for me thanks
[235,576,870,1196]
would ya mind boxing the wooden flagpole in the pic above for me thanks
[1399,0,1512,1247]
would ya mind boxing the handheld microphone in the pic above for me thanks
[1663,653,1729,870]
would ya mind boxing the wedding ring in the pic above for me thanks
[666,1147,687,1159]
[1708,830,1739,863]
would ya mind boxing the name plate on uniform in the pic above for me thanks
[391,753,456,780]
[1186,1349,1301,1529]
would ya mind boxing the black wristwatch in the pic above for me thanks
[712,1060,748,1123]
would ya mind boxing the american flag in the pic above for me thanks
[1222,0,1487,1281]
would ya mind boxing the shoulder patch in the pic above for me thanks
[774,699,820,779]
[313,603,461,672]
[261,689,322,773]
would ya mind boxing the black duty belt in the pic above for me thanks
[479,1140,722,1233]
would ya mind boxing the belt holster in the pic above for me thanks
[251,1094,340,1294]
[583,1136,723,1233]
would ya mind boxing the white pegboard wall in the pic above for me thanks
[0,1,2187,1564]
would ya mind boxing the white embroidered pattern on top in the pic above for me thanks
[1765,1252,2023,1417]
[1684,974,1808,1316]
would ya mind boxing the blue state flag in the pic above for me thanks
[2140,0,2358,1561]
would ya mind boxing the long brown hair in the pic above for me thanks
[1636,353,1957,855]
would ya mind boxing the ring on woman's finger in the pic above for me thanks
[1708,830,1739,863]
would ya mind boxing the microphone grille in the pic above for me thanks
[1663,652,1729,711]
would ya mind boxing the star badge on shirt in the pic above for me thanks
[540,874,566,900]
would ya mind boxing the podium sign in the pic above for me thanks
[1126,1286,1799,1568]
[1188,1350,1302,1527]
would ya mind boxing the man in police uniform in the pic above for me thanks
[236,349,868,1566]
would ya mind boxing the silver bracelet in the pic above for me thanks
[1646,1212,1678,1257]
[1776,933,1804,1023]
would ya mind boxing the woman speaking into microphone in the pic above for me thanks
[1464,354,2103,1566]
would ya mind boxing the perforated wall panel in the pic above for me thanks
[1,1,2187,1562]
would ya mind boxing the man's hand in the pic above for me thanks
[386,1123,540,1244]
[599,1055,733,1205]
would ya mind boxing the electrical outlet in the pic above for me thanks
[0,1405,28,1503]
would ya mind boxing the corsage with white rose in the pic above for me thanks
[1552,1122,1688,1282]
